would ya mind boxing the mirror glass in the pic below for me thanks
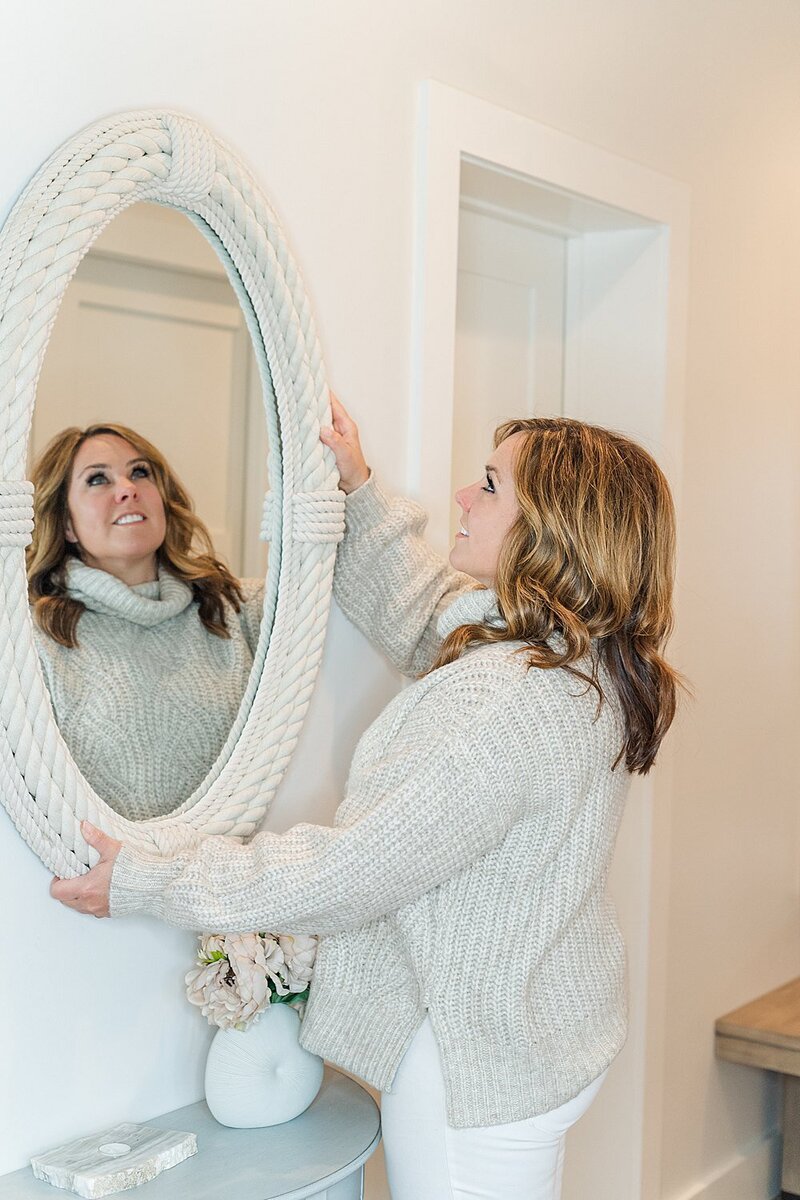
[28,202,271,822]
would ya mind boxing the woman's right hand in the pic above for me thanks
[320,393,370,495]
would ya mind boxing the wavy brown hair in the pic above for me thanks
[432,417,681,775]
[27,423,243,648]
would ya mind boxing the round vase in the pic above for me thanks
[204,1003,324,1128]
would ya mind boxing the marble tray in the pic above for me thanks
[30,1123,197,1198]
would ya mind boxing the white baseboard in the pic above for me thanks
[669,1135,781,1200]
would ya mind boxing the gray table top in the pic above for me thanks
[0,1068,381,1200]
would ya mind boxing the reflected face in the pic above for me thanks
[449,432,523,587]
[65,434,167,586]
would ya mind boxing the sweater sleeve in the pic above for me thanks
[334,475,475,677]
[109,673,526,934]
[236,579,266,656]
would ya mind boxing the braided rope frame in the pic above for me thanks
[0,111,344,877]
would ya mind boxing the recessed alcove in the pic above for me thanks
[452,156,665,541]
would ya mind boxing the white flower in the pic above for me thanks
[185,958,245,1030]
[186,930,318,1031]
[278,934,318,993]
[225,933,271,1022]
[258,934,289,996]
[185,932,270,1030]
[201,933,226,958]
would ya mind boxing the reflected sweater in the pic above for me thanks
[34,561,264,821]
[109,478,631,1127]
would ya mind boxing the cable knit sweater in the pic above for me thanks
[109,478,631,1127]
[34,560,264,821]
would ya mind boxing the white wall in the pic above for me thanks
[1,3,799,1198]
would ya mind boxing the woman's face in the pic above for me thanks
[65,434,167,585]
[449,432,523,586]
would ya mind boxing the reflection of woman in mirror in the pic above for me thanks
[55,399,680,1200]
[28,424,263,821]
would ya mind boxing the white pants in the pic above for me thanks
[381,1018,606,1200]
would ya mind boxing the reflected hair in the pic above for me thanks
[432,417,682,775]
[27,423,244,648]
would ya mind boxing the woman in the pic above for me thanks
[53,398,680,1199]
[28,423,264,821]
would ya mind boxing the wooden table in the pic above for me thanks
[716,977,800,1199]
[0,1067,381,1199]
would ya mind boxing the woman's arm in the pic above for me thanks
[322,396,473,676]
[106,670,528,934]
[334,477,473,676]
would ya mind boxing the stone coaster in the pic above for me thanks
[30,1123,197,1197]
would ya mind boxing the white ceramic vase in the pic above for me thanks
[204,1003,324,1128]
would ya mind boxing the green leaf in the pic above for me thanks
[270,988,310,1006]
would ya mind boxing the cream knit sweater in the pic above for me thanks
[110,479,631,1127]
[34,560,264,821]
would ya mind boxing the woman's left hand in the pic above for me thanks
[50,822,122,918]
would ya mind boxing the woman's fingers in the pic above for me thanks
[50,861,113,917]
[321,391,370,494]
[81,821,122,860]
[49,820,122,918]
[329,391,350,430]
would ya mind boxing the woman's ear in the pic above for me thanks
[64,516,78,544]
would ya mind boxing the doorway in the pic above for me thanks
[412,80,690,1200]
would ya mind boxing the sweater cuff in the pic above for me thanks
[342,473,398,534]
[109,844,186,918]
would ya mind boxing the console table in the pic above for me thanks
[0,1067,381,1200]
[715,977,800,1199]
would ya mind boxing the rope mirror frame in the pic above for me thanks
[0,110,344,878]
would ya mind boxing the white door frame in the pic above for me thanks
[409,79,690,1200]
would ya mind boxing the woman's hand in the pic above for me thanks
[320,393,370,494]
[50,822,122,918]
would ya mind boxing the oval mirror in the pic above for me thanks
[28,201,270,822]
[0,111,343,877]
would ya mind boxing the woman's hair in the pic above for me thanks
[432,417,682,775]
[27,422,243,648]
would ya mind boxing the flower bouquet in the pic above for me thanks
[186,931,318,1031]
